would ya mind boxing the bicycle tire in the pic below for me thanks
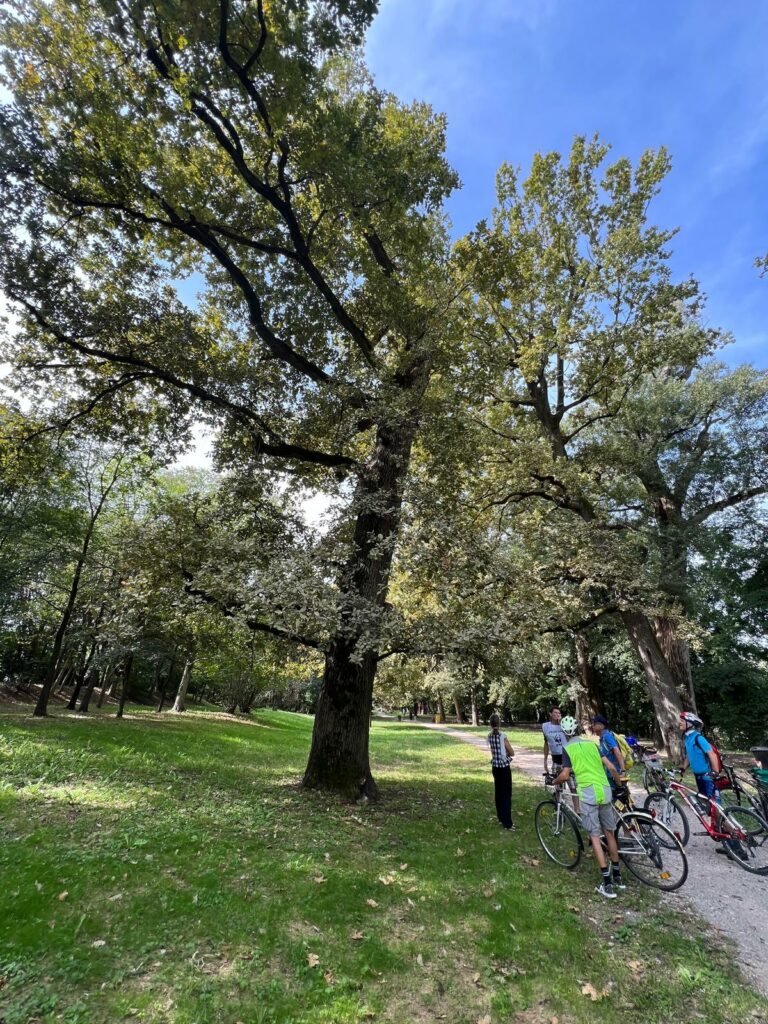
[717,806,768,875]
[615,811,688,891]
[643,766,661,794]
[534,799,582,869]
[643,792,691,847]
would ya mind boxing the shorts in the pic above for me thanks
[580,801,616,838]
[551,753,563,767]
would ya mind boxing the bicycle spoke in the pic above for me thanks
[616,812,688,891]
[535,799,582,869]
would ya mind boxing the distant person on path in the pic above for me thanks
[551,716,625,899]
[591,714,625,794]
[542,707,566,774]
[487,713,515,830]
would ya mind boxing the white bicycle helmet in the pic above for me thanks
[680,711,703,728]
[561,715,578,737]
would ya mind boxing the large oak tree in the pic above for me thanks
[0,0,459,795]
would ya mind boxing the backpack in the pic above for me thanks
[615,733,634,771]
[694,732,723,774]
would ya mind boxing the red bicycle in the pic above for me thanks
[645,769,768,875]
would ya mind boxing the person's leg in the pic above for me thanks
[501,765,513,828]
[492,767,502,823]
[599,804,624,887]
[494,766,512,828]
[581,804,615,897]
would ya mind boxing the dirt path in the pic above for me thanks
[416,721,768,999]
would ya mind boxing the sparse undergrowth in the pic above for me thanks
[1,709,766,1024]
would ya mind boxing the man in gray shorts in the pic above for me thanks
[551,716,625,899]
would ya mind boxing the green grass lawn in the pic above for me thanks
[1,708,766,1024]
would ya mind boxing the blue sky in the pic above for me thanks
[365,0,768,368]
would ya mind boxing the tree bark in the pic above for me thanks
[34,529,94,716]
[470,687,479,727]
[435,690,445,722]
[156,654,175,712]
[77,665,100,714]
[116,654,133,718]
[574,633,604,727]
[171,657,194,713]
[303,379,427,798]
[453,697,465,724]
[621,610,684,757]
[96,663,117,708]
[653,616,696,711]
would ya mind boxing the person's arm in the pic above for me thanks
[611,745,626,773]
[551,766,571,785]
[601,755,622,785]
[707,749,720,775]
[504,738,515,758]
[543,737,549,770]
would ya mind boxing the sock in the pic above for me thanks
[601,867,611,887]
[611,860,622,878]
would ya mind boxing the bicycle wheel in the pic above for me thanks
[643,792,690,847]
[718,806,768,875]
[643,766,660,794]
[718,784,742,809]
[615,812,688,891]
[534,800,582,869]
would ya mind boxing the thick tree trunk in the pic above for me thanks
[470,687,479,727]
[303,643,378,797]
[621,610,684,757]
[653,616,696,711]
[303,376,427,798]
[453,697,465,724]
[171,658,193,713]
[574,634,604,727]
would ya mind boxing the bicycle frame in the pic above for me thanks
[668,777,746,841]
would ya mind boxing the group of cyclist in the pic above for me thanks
[488,704,739,898]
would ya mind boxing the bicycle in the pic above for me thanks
[534,773,688,891]
[643,769,768,875]
[635,743,666,794]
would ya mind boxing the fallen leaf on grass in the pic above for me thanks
[416,953,424,967]
[351,930,364,941]
[57,891,69,901]
[472,972,481,985]
[568,905,580,914]
[366,899,378,907]
[519,856,540,867]
[399,863,408,870]
[476,1016,492,1024]
[313,875,327,884]
[482,887,493,898]
[324,968,335,986]
[307,953,320,968]
[91,939,107,948]
[581,982,610,1001]
[455,848,465,857]
[406,885,418,893]
[378,874,396,886]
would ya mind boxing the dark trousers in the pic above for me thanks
[492,765,513,828]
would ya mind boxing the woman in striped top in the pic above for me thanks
[487,713,515,830]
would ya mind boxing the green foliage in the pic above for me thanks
[694,661,768,747]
